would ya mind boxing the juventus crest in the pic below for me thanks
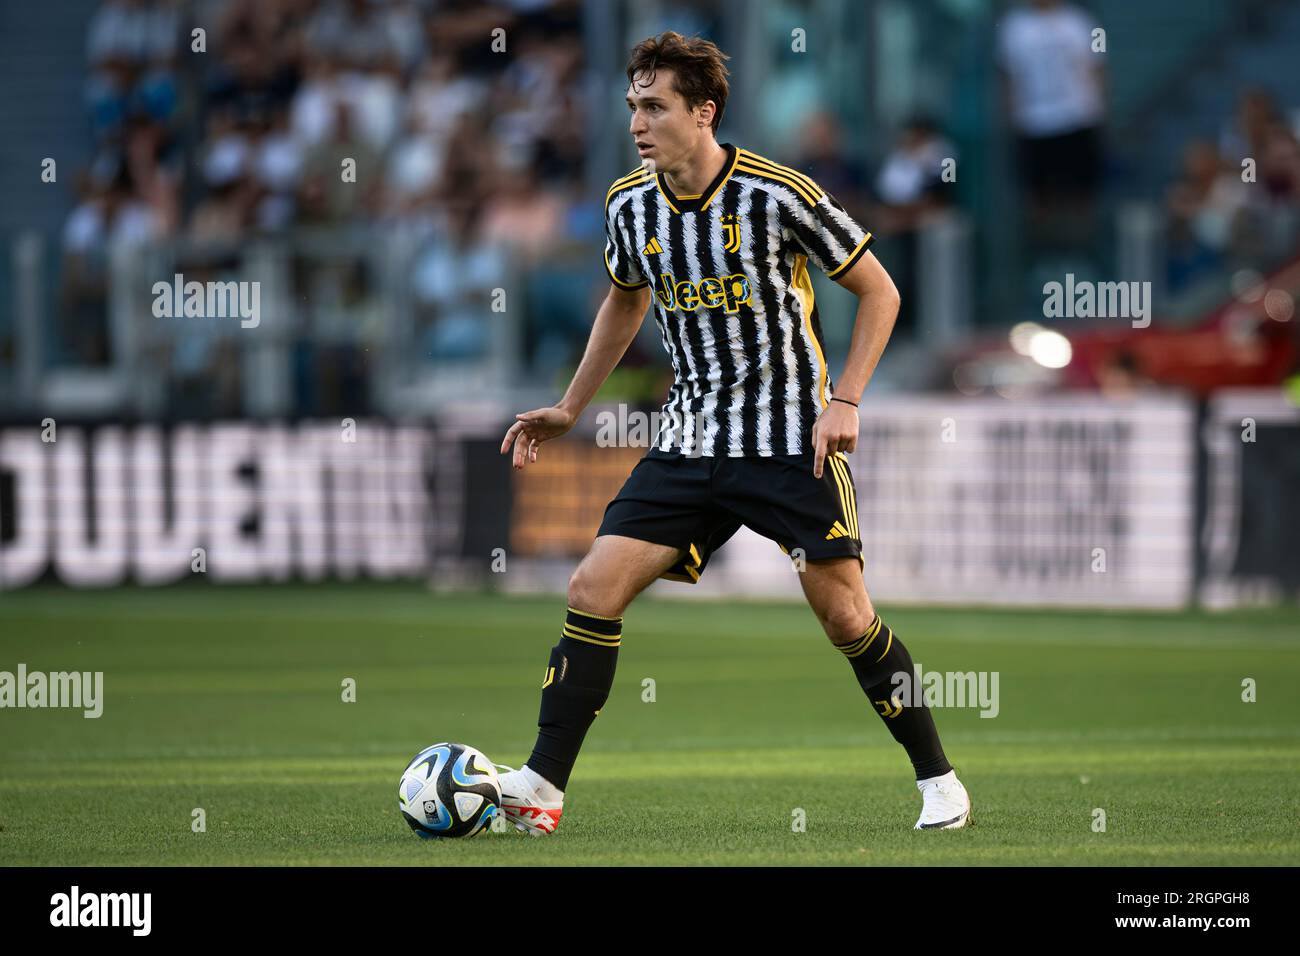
[720,214,742,253]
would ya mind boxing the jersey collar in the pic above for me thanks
[656,142,739,214]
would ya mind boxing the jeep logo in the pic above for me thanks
[654,271,752,313]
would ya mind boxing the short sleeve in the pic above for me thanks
[603,199,648,290]
[785,190,874,281]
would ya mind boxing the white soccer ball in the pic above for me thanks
[398,742,502,839]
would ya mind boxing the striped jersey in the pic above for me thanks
[603,142,873,458]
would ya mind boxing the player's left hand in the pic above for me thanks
[811,401,858,478]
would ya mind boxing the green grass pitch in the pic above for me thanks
[1,584,1297,866]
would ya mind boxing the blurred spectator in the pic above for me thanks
[289,54,402,152]
[411,200,507,361]
[63,167,163,255]
[380,109,446,225]
[298,101,381,225]
[1150,83,1300,304]
[1165,139,1251,290]
[1220,88,1281,165]
[867,118,955,337]
[85,0,181,139]
[251,104,306,231]
[491,32,585,184]
[207,0,305,114]
[480,148,569,263]
[121,116,182,234]
[61,160,164,365]
[304,0,422,73]
[1166,110,1300,295]
[189,107,257,239]
[873,117,954,233]
[405,51,487,144]
[795,111,868,219]
[1259,122,1300,207]
[997,0,1106,239]
[1250,120,1300,269]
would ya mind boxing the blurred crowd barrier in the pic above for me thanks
[4,213,977,418]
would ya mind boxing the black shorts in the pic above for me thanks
[595,448,864,584]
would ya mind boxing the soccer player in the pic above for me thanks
[497,31,971,834]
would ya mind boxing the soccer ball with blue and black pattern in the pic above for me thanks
[398,742,502,838]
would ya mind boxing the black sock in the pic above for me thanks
[526,607,621,791]
[837,615,952,780]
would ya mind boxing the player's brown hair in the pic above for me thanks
[626,31,731,133]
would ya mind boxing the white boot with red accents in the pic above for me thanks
[495,764,564,836]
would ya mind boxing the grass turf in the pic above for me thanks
[0,584,1297,866]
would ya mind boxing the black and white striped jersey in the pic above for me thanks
[603,142,874,458]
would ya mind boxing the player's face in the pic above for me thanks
[626,68,708,172]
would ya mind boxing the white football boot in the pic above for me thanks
[495,764,564,836]
[914,770,972,829]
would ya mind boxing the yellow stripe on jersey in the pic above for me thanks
[735,159,820,200]
[605,170,651,206]
[736,151,823,205]
[605,248,649,289]
[736,162,820,206]
[826,233,874,280]
[699,146,740,211]
[654,174,681,214]
[791,254,828,408]
[738,149,823,196]
[610,165,650,190]
[656,148,743,215]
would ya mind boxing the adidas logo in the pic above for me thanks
[824,521,851,540]
[642,237,663,256]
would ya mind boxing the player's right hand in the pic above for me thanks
[500,406,577,470]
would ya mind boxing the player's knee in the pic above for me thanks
[567,562,627,619]
[818,602,873,646]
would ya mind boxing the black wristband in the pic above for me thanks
[830,397,858,408]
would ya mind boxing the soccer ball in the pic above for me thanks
[398,742,501,838]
